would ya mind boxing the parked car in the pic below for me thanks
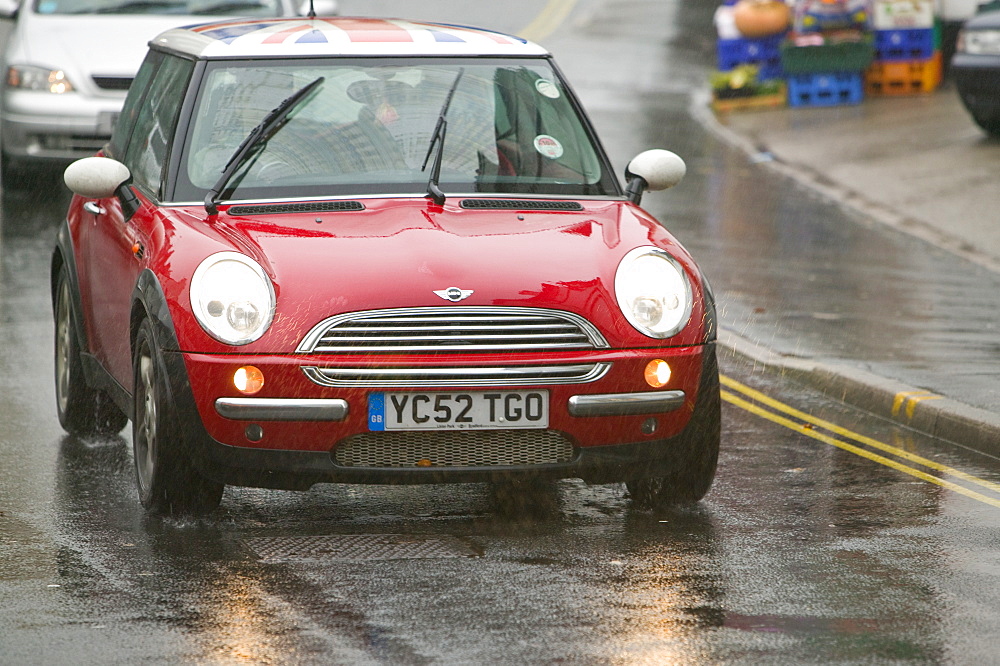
[0,0,337,180]
[952,6,1000,135]
[54,17,721,515]
[939,0,991,67]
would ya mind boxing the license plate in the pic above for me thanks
[368,390,549,431]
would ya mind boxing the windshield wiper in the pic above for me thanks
[421,68,464,206]
[205,76,324,216]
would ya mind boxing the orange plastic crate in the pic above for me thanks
[865,52,942,95]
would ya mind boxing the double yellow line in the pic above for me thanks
[519,0,579,42]
[721,375,1000,509]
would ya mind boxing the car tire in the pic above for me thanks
[970,112,1000,138]
[133,318,224,515]
[54,268,128,436]
[626,345,721,508]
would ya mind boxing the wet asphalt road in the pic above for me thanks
[3,1,1000,663]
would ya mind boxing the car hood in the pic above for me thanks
[164,198,707,352]
[12,14,208,78]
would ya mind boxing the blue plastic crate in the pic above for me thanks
[787,72,864,108]
[717,34,785,80]
[874,28,935,61]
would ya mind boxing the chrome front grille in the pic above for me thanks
[302,363,610,388]
[298,307,609,354]
[334,430,575,468]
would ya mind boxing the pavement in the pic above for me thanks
[691,80,1000,456]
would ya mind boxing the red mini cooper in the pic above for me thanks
[54,17,720,514]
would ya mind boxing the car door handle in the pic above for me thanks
[83,201,105,215]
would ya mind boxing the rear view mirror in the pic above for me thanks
[624,149,686,204]
[64,157,131,199]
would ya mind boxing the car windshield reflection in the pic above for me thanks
[178,58,614,202]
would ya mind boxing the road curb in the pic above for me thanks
[687,87,1000,454]
[719,329,1000,458]
[688,89,1000,275]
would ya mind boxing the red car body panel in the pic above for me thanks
[69,194,711,448]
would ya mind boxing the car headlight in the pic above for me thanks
[615,246,692,339]
[191,252,275,345]
[958,29,1000,56]
[6,65,74,93]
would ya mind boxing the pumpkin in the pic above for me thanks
[732,0,792,38]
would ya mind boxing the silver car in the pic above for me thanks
[0,0,337,178]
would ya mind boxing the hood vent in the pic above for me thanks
[460,199,583,211]
[228,201,365,216]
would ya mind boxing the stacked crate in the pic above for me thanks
[715,0,787,81]
[781,40,872,107]
[780,1,874,108]
[865,0,941,95]
[717,32,786,82]
[712,0,789,111]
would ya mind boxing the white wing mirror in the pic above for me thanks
[624,149,686,204]
[64,157,131,199]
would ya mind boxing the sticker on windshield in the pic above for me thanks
[535,79,561,99]
[533,135,564,160]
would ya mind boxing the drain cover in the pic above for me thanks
[245,534,481,562]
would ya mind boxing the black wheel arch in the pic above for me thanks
[131,268,183,356]
[52,222,87,355]
[52,221,186,423]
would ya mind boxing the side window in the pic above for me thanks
[122,55,194,197]
[108,52,161,160]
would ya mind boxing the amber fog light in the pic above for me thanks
[644,359,671,388]
[234,366,265,394]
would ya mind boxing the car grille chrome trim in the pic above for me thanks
[302,362,611,388]
[567,390,686,417]
[215,397,349,421]
[334,430,575,468]
[297,307,610,354]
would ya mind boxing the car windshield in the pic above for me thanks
[176,57,617,202]
[33,0,284,15]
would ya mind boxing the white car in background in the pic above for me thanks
[938,0,995,65]
[0,0,337,181]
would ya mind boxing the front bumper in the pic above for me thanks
[1,89,123,162]
[164,344,716,490]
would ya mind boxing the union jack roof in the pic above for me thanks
[153,17,548,58]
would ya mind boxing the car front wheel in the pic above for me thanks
[133,318,224,515]
[626,346,721,508]
[54,268,128,436]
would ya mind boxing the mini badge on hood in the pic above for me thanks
[434,287,474,302]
